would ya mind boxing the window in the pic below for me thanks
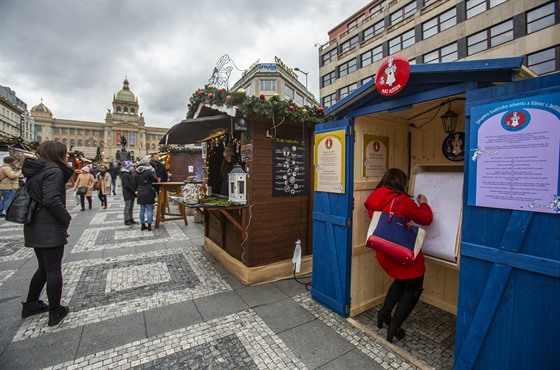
[322,93,337,109]
[527,47,557,75]
[244,84,253,96]
[341,35,359,53]
[390,1,417,25]
[69,128,75,135]
[322,71,336,87]
[78,139,83,146]
[467,20,513,55]
[131,108,135,114]
[466,0,507,19]
[70,138,75,146]
[389,29,415,54]
[260,79,276,91]
[61,128,67,135]
[85,129,90,135]
[116,106,121,113]
[77,129,82,135]
[347,14,365,29]
[422,7,457,39]
[53,127,60,134]
[124,107,128,114]
[363,20,385,42]
[321,48,337,66]
[338,58,357,77]
[338,83,358,100]
[527,2,556,34]
[285,85,295,100]
[424,43,458,63]
[362,76,374,85]
[361,45,383,67]
[295,94,304,106]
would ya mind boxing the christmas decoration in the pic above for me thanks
[289,105,294,111]
[259,94,266,100]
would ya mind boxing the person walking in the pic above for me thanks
[95,164,112,209]
[73,167,95,211]
[364,168,433,343]
[21,141,74,326]
[134,157,157,231]
[121,163,137,225]
[0,156,22,217]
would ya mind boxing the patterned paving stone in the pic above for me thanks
[43,310,307,370]
[293,294,419,370]
[71,222,189,252]
[12,248,231,341]
[0,270,15,287]
[0,237,33,262]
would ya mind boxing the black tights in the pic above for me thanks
[379,275,424,330]
[98,192,107,207]
[80,194,92,209]
[26,246,65,310]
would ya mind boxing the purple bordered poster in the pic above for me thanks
[467,92,560,214]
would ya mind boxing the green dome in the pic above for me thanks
[31,99,52,114]
[114,78,137,102]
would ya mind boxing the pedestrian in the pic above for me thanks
[0,156,22,217]
[73,166,95,211]
[121,163,137,225]
[21,141,74,326]
[95,164,112,209]
[91,162,100,178]
[150,153,168,195]
[134,157,157,231]
[363,168,433,343]
[108,162,120,195]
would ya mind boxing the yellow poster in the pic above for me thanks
[363,135,389,177]
[314,129,346,193]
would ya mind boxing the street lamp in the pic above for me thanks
[294,67,308,90]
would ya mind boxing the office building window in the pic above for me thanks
[295,94,304,105]
[285,85,295,100]
[322,71,336,87]
[321,48,337,66]
[341,35,359,53]
[348,14,365,29]
[466,0,507,19]
[338,58,357,77]
[422,7,457,39]
[467,20,513,55]
[424,43,458,63]
[339,83,358,100]
[362,76,374,85]
[361,45,383,67]
[390,1,417,25]
[389,28,415,54]
[423,0,438,7]
[527,2,556,34]
[322,93,337,109]
[363,20,385,41]
[527,47,557,75]
[260,79,276,91]
[244,84,253,96]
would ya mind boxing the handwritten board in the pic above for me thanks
[412,171,463,262]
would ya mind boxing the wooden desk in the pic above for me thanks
[154,182,188,228]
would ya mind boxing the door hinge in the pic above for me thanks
[345,304,350,314]
[348,218,352,228]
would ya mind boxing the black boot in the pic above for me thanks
[48,305,69,326]
[377,280,403,328]
[22,300,49,318]
[147,224,152,231]
[141,223,147,230]
[386,288,422,343]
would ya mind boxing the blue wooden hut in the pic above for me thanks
[311,56,559,369]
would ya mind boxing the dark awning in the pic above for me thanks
[160,115,232,145]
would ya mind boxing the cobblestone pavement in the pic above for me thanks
[0,188,439,369]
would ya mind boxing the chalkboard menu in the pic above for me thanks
[272,137,307,196]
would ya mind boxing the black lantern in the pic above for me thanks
[441,105,459,134]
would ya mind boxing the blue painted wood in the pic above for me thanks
[311,118,354,317]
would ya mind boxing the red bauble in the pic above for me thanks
[317,107,324,113]
[199,90,205,95]
[208,93,214,98]
[221,88,226,92]
[187,103,191,108]
[259,94,265,100]
[289,105,294,111]
[226,95,232,100]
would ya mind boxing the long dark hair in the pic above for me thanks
[376,168,409,194]
[35,141,68,168]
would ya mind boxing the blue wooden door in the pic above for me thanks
[455,74,560,369]
[311,118,354,317]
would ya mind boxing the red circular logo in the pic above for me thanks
[375,54,410,96]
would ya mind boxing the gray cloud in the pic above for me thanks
[1,0,369,127]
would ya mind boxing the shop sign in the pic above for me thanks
[272,137,307,196]
[314,129,346,194]
[363,135,389,177]
[375,54,410,96]
[442,132,465,162]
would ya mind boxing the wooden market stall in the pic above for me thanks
[161,102,319,285]
[311,57,560,369]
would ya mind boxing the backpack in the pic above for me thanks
[5,183,41,224]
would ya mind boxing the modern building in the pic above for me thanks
[0,85,33,142]
[318,0,559,108]
[231,56,319,106]
[30,78,168,161]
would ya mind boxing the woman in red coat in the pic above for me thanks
[364,168,433,343]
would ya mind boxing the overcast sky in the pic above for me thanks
[1,0,370,128]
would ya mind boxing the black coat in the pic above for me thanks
[151,160,168,182]
[22,158,74,248]
[134,168,157,205]
[120,171,136,201]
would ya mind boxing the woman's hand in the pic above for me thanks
[417,194,428,204]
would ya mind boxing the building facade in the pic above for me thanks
[231,56,319,106]
[318,0,559,108]
[30,78,168,161]
[0,85,33,142]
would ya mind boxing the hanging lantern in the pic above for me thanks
[441,106,459,134]
[228,164,247,204]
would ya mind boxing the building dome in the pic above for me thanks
[114,77,137,102]
[30,99,52,115]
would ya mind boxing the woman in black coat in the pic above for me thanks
[120,163,137,225]
[22,141,74,326]
[134,158,157,231]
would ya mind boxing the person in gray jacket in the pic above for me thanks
[120,163,137,226]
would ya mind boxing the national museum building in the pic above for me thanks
[30,78,168,161]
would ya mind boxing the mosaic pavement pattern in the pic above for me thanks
[13,248,231,341]
[0,270,15,287]
[44,310,307,370]
[0,226,33,262]
[294,294,418,370]
[353,301,456,369]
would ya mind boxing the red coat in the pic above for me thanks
[364,186,433,279]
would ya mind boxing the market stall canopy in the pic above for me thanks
[160,114,232,145]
